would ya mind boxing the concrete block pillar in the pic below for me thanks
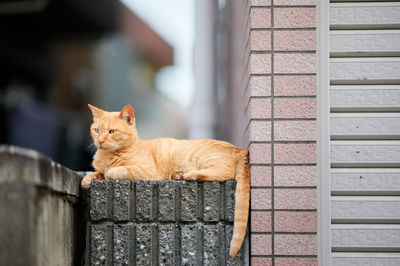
[87,180,245,265]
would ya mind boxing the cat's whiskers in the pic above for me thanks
[87,142,97,154]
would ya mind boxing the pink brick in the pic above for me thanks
[249,76,271,97]
[250,8,271,28]
[251,30,271,51]
[250,53,271,74]
[275,0,316,5]
[275,166,317,186]
[250,143,271,164]
[251,188,271,209]
[275,189,317,209]
[252,258,272,266]
[274,120,316,141]
[274,76,316,96]
[274,144,316,164]
[249,98,271,119]
[274,54,316,74]
[249,120,271,141]
[275,211,317,232]
[275,258,318,266]
[274,8,316,28]
[251,211,271,232]
[251,0,271,6]
[274,31,316,51]
[251,234,272,255]
[274,234,317,255]
[274,98,316,119]
[251,165,272,186]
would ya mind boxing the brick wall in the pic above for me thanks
[227,0,318,265]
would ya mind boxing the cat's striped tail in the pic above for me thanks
[229,149,250,258]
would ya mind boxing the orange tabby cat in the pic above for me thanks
[81,104,249,258]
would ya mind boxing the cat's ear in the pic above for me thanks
[88,104,104,120]
[119,105,135,125]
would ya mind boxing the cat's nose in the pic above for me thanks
[98,140,104,145]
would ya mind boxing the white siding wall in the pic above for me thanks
[328,1,400,265]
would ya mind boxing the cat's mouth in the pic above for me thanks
[97,143,106,149]
[98,143,113,151]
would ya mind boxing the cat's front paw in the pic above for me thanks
[105,167,129,180]
[171,171,184,180]
[81,173,97,189]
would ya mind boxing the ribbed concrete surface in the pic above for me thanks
[87,180,245,265]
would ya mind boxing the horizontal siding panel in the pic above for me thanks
[331,0,400,1]
[329,1,400,262]
[330,85,400,111]
[330,3,400,29]
[331,224,400,251]
[331,168,400,195]
[330,30,400,56]
[332,252,400,266]
[331,196,400,222]
[330,113,400,139]
[330,58,400,84]
[331,141,400,167]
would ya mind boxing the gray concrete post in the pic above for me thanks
[87,179,245,265]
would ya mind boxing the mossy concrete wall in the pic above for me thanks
[0,146,85,266]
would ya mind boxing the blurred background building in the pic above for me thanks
[0,0,235,170]
[0,0,189,170]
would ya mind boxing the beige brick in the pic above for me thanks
[274,0,316,5]
[274,54,316,74]
[250,53,271,74]
[252,258,273,266]
[274,98,316,119]
[274,144,316,164]
[275,258,318,266]
[274,234,317,255]
[250,7,271,28]
[251,234,272,255]
[275,166,317,186]
[274,189,317,209]
[251,30,271,51]
[249,98,271,119]
[249,76,271,97]
[251,188,272,209]
[274,8,316,28]
[251,211,272,232]
[274,31,316,51]
[274,76,316,96]
[251,0,271,6]
[249,143,271,164]
[275,211,317,232]
[251,165,272,186]
[274,120,316,141]
[249,120,271,141]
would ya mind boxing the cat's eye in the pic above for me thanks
[94,128,99,133]
[109,129,116,134]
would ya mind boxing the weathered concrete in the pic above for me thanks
[158,181,178,222]
[88,179,245,265]
[0,145,84,266]
[0,145,247,265]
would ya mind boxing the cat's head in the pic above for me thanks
[88,104,138,151]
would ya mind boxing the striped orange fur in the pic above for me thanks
[81,104,250,258]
